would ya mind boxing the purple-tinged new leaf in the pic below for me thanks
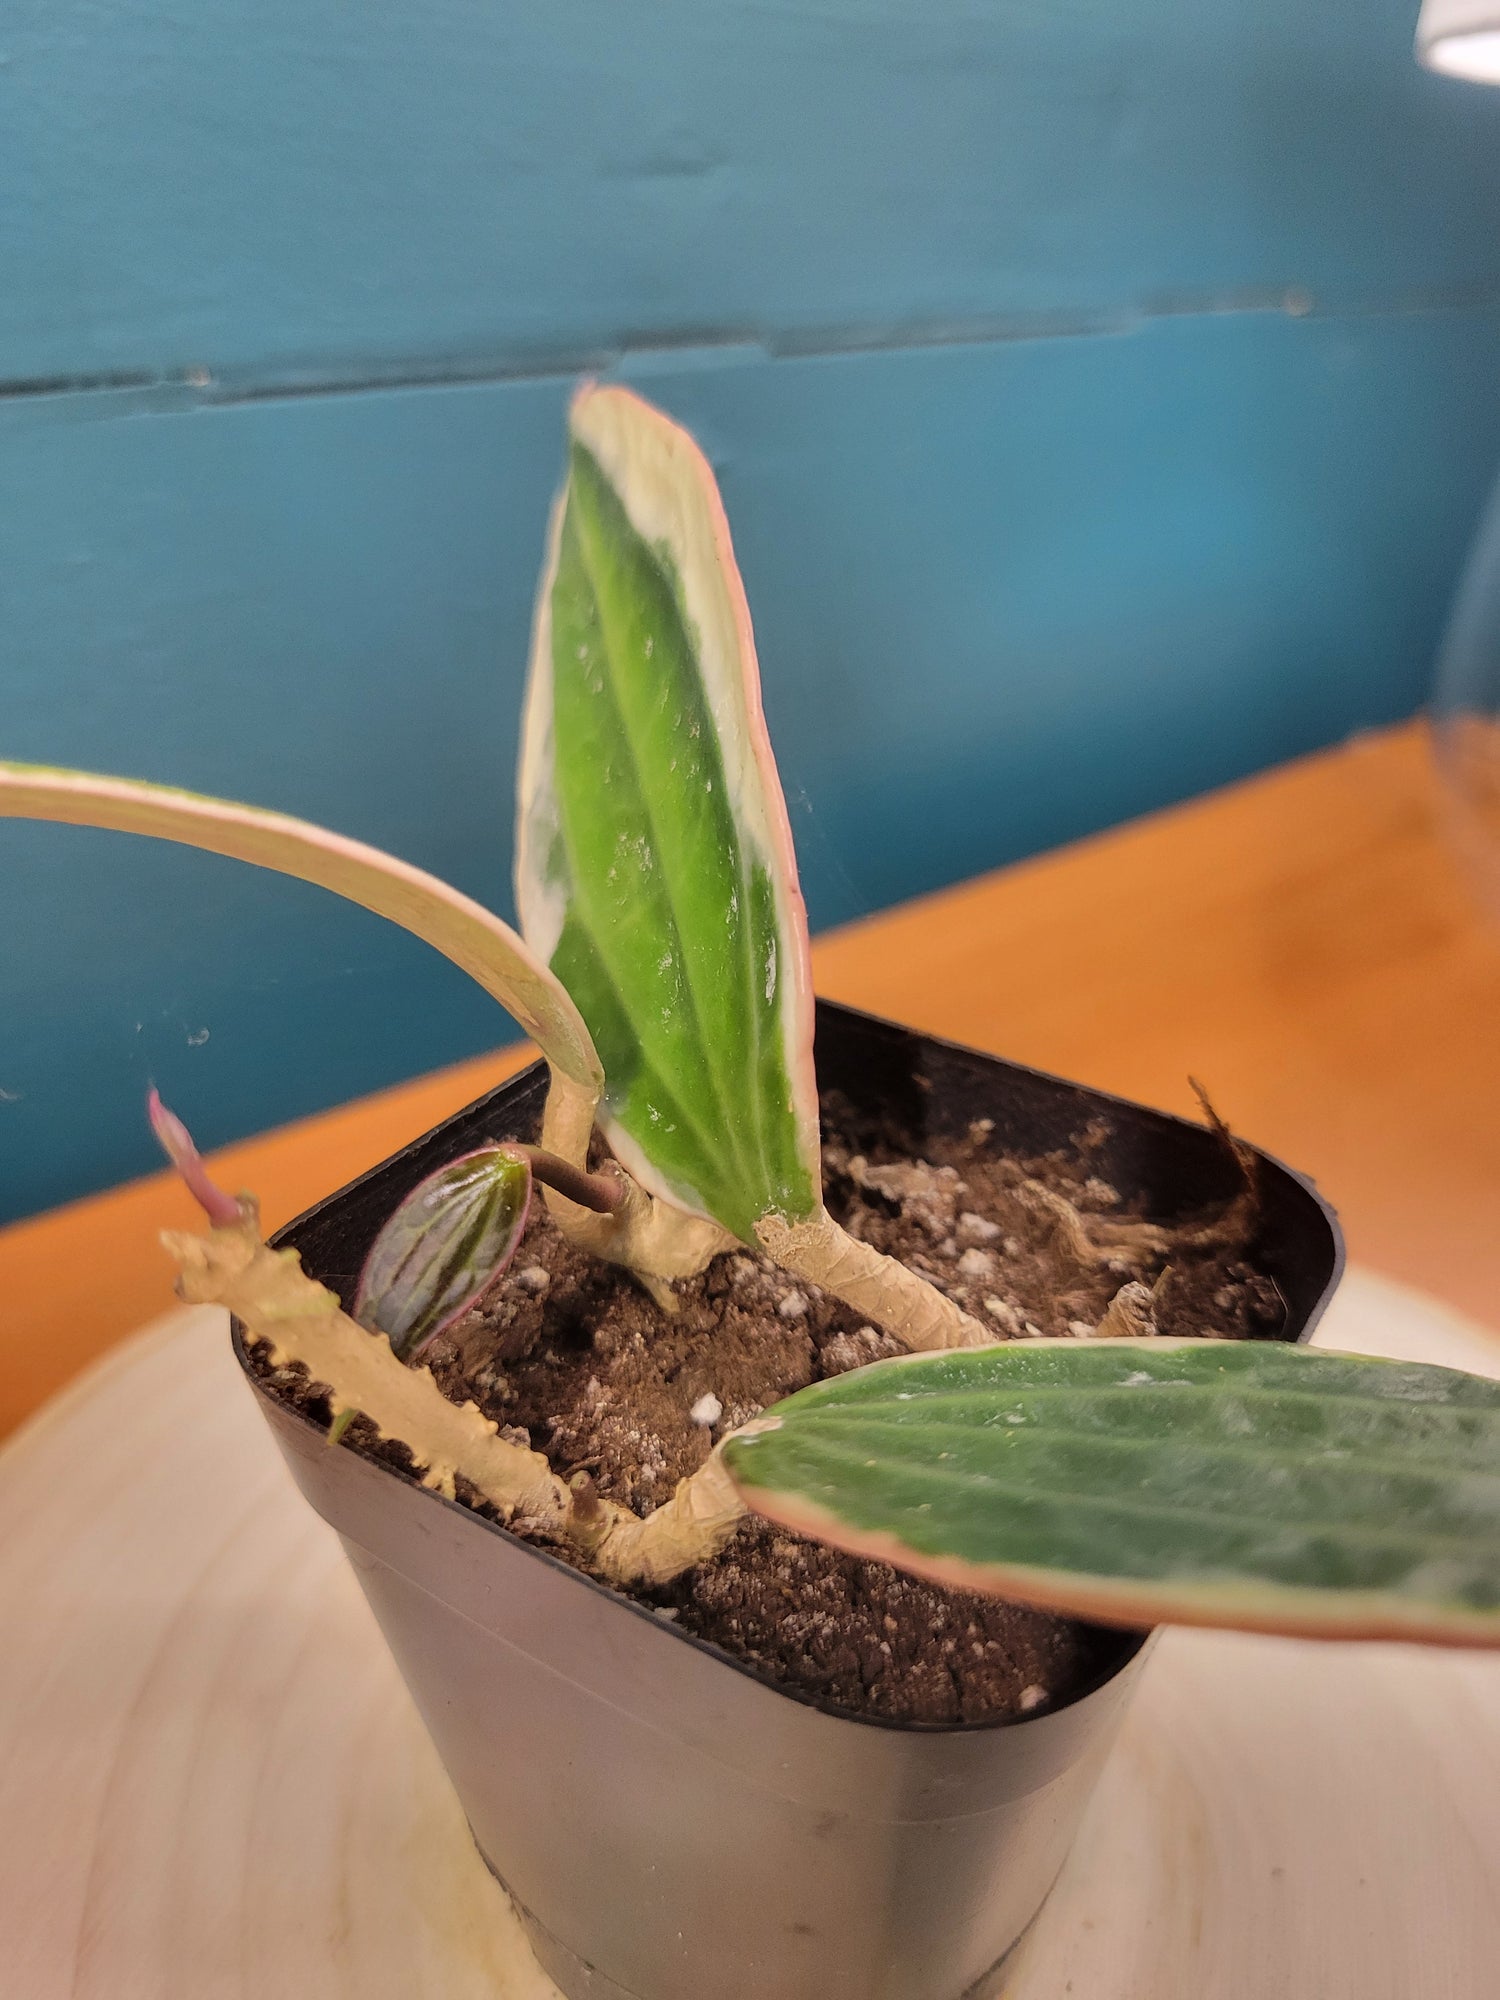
[355,1147,533,1361]
[146,1088,244,1227]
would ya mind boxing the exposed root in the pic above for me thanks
[1188,1077,1257,1182]
[1176,1079,1262,1250]
[1012,1087,1260,1279]
[1094,1280,1157,1339]
[1015,1180,1170,1270]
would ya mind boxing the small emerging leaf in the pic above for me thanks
[162,1189,743,1580]
[722,1340,1500,1648]
[146,1086,243,1227]
[517,384,819,1242]
[355,1147,532,1360]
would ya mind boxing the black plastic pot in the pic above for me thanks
[239,1000,1343,2000]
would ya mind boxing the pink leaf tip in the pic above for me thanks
[147,1088,243,1227]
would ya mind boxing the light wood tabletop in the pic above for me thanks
[3,718,1497,1438]
[5,1269,1496,2000]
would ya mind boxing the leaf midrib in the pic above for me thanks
[568,482,763,1199]
[654,546,772,1187]
[552,657,743,1198]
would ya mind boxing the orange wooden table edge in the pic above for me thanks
[3,721,1497,1438]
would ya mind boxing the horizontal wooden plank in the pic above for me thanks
[2,1,1499,383]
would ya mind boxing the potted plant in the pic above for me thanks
[3,385,1496,2000]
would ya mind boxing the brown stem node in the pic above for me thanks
[502,1144,628,1216]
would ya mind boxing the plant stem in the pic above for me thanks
[502,1143,626,1215]
[757,1210,991,1351]
[536,1083,736,1279]
[162,1207,743,1581]
[590,1450,746,1587]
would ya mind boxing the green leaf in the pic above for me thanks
[517,384,819,1243]
[721,1339,1500,1647]
[356,1147,532,1360]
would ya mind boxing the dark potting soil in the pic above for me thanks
[254,1094,1282,1726]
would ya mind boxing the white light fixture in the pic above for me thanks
[1418,0,1500,82]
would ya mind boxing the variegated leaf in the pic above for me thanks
[517,384,819,1243]
[722,1339,1500,1647]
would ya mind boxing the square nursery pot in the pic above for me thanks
[238,1000,1343,2000]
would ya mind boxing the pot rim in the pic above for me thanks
[266,1000,1348,1342]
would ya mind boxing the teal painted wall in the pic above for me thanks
[4,2,1500,1220]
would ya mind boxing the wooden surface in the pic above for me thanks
[3,1267,1496,2000]
[10,0,1500,385]
[4,718,1498,1440]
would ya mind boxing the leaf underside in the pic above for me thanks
[355,1148,532,1360]
[722,1340,1500,1646]
[519,390,818,1243]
